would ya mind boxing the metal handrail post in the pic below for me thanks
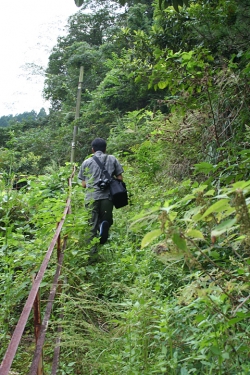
[33,282,43,375]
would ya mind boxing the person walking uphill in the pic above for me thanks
[78,138,124,261]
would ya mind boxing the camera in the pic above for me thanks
[97,178,110,191]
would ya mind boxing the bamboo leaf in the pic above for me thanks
[141,229,162,248]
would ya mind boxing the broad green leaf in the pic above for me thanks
[202,199,230,218]
[195,314,206,323]
[182,179,191,187]
[192,212,203,222]
[210,250,220,259]
[233,235,246,242]
[193,184,208,193]
[211,218,238,237]
[186,229,205,240]
[210,345,221,355]
[158,81,168,89]
[141,229,162,248]
[184,206,203,220]
[228,313,250,326]
[204,189,215,196]
[181,51,193,62]
[222,352,230,360]
[169,211,178,221]
[180,194,195,203]
[162,203,178,213]
[231,180,250,190]
[172,232,187,251]
[194,162,214,174]
[163,199,172,208]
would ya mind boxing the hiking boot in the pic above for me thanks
[99,221,109,244]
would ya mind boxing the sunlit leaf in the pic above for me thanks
[141,229,162,248]
[180,194,195,202]
[181,51,193,61]
[202,199,230,218]
[169,211,178,221]
[158,81,168,89]
[192,184,208,193]
[195,314,206,323]
[231,180,250,190]
[186,229,205,240]
[204,189,215,196]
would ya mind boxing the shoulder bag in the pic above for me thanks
[92,155,128,209]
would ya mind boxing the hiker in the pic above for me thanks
[78,138,124,257]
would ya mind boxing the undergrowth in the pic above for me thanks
[1,156,250,374]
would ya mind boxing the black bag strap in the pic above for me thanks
[92,155,112,181]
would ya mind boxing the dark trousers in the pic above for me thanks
[87,199,114,242]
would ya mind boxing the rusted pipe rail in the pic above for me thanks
[51,232,67,375]
[0,167,75,375]
[29,242,65,375]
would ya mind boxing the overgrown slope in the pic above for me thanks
[1,152,250,374]
[1,0,250,373]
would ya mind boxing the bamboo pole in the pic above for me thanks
[71,66,84,163]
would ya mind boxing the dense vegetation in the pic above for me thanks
[0,0,250,373]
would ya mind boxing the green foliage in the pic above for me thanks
[73,0,189,12]
[1,154,250,374]
[1,0,250,373]
[159,0,188,12]
[0,109,47,128]
[0,165,74,365]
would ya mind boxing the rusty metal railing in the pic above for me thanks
[0,167,75,375]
